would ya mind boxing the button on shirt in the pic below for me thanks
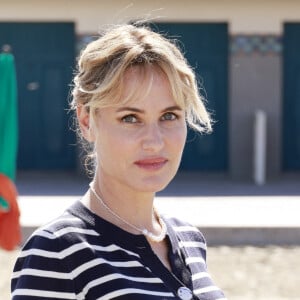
[177,287,193,300]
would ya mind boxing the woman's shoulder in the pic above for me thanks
[163,215,197,228]
[163,215,207,246]
[23,201,99,251]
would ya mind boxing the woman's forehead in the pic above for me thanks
[123,64,166,84]
[121,65,172,102]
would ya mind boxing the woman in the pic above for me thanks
[12,24,226,300]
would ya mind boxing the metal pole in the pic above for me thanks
[253,110,267,185]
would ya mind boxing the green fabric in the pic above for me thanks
[0,196,9,211]
[0,53,18,181]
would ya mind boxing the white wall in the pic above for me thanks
[230,55,282,180]
[1,0,300,34]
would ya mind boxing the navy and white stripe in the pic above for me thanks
[12,200,226,299]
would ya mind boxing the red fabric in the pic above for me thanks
[0,173,21,250]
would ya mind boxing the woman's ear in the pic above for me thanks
[76,105,95,142]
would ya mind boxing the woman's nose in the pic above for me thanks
[142,123,164,152]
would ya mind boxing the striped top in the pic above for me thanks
[12,201,226,300]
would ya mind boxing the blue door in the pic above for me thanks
[283,23,300,170]
[154,23,228,171]
[0,23,76,170]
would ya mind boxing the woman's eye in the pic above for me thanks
[161,112,177,121]
[121,115,138,123]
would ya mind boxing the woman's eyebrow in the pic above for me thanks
[116,105,182,113]
[161,105,182,112]
[116,107,144,113]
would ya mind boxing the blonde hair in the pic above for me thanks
[71,24,212,133]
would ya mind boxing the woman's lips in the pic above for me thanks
[134,157,168,170]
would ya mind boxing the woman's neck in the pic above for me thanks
[84,174,161,236]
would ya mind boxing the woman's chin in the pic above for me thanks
[136,176,174,193]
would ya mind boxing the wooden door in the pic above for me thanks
[283,23,300,170]
[154,23,228,171]
[0,22,76,170]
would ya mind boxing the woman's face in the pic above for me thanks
[87,67,187,193]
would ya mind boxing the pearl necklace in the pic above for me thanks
[89,184,167,242]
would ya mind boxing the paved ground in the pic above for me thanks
[1,171,300,299]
